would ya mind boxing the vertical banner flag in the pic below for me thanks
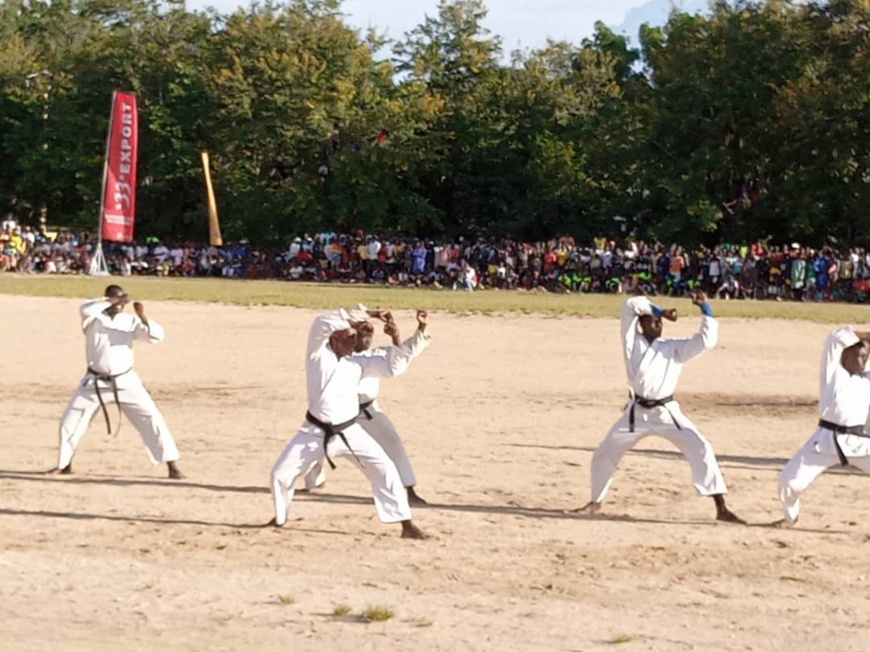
[100,91,138,242]
[201,151,223,246]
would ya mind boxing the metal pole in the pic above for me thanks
[89,90,117,275]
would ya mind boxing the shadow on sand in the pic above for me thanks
[0,469,859,535]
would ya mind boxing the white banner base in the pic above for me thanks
[87,243,110,276]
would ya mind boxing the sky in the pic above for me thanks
[337,0,647,51]
[185,0,711,52]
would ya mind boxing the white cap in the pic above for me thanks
[345,303,369,322]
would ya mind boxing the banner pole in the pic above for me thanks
[88,90,117,276]
[201,151,223,246]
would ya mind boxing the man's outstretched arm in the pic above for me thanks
[674,291,719,363]
[359,312,431,378]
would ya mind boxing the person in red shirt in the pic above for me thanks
[542,249,557,273]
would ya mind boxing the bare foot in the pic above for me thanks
[572,501,601,515]
[400,521,428,539]
[712,494,745,524]
[46,465,72,475]
[407,487,428,506]
[167,462,185,480]
[716,508,746,524]
[771,518,797,529]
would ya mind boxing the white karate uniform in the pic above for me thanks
[778,327,870,523]
[270,310,429,526]
[303,340,430,490]
[589,296,728,503]
[58,298,180,469]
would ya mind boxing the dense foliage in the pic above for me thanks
[1,0,867,245]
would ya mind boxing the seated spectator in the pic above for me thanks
[716,272,740,300]
[453,260,477,292]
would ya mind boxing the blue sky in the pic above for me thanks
[336,0,646,51]
[185,0,706,51]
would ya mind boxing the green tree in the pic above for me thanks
[393,0,504,236]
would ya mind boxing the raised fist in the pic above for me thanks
[690,290,708,306]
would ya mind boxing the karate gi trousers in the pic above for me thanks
[778,427,870,524]
[271,419,411,526]
[590,400,728,503]
[58,369,180,469]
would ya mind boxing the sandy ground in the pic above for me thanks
[1,294,869,652]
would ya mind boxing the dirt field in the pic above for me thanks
[1,294,869,652]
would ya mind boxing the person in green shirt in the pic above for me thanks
[790,254,807,301]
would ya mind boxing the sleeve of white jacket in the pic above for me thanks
[400,329,431,359]
[621,297,652,366]
[134,316,165,343]
[357,342,418,379]
[80,298,112,331]
[820,326,860,393]
[674,315,719,363]
[305,309,351,359]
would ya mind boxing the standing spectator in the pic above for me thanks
[812,251,829,300]
[22,225,36,250]
[411,241,426,278]
[356,238,368,273]
[668,246,685,286]
[707,250,721,295]
[366,235,381,276]
[790,245,807,301]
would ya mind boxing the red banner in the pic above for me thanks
[100,91,138,242]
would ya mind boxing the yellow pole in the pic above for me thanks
[201,151,223,246]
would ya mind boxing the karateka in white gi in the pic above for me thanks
[48,284,184,479]
[576,291,743,522]
[268,305,430,538]
[302,318,429,505]
[775,326,870,528]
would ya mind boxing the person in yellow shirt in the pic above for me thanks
[356,241,368,278]
[9,230,24,255]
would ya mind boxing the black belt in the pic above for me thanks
[359,400,375,420]
[87,367,131,437]
[818,419,869,466]
[629,394,679,433]
[305,411,362,470]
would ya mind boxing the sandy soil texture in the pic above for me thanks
[1,295,868,652]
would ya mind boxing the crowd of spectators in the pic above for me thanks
[3,220,870,302]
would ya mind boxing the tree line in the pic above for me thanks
[0,0,867,246]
